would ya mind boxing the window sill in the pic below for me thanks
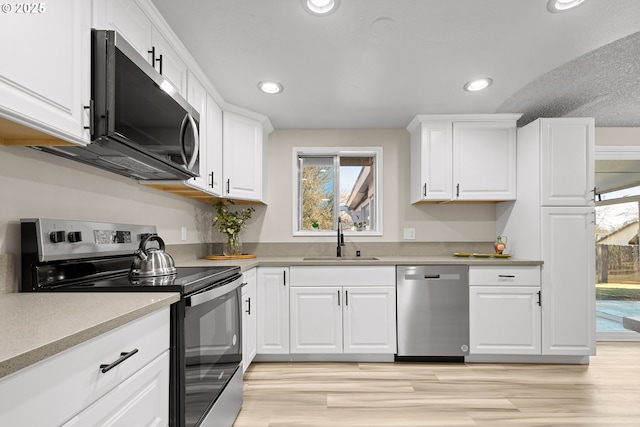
[294,230,382,237]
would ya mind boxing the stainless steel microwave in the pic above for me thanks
[38,29,200,181]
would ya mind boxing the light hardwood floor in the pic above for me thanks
[234,342,640,426]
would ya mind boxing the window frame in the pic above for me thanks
[292,146,383,237]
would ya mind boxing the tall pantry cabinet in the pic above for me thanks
[497,118,595,356]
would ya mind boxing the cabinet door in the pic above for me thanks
[540,118,595,207]
[290,287,342,353]
[62,351,169,427]
[222,111,264,201]
[242,269,257,372]
[257,267,289,354]
[151,26,187,96]
[411,121,453,202]
[205,94,223,196]
[541,207,596,355]
[185,72,207,190]
[469,286,541,355]
[0,0,91,144]
[93,0,153,60]
[453,121,516,201]
[343,286,397,354]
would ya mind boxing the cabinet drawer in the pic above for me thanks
[290,266,395,287]
[469,266,540,286]
[62,350,169,427]
[0,307,169,427]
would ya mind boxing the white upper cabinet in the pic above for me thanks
[408,114,519,203]
[185,72,208,191]
[183,72,223,197]
[205,94,224,196]
[93,0,152,58]
[453,121,517,201]
[410,121,453,201]
[540,119,595,207]
[93,0,187,96]
[223,111,268,202]
[0,0,91,144]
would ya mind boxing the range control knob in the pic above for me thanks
[49,231,66,243]
[68,231,82,243]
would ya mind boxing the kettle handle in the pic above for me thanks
[139,234,165,252]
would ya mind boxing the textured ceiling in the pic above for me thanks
[150,0,640,129]
[497,31,640,127]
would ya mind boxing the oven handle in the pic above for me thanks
[186,275,242,307]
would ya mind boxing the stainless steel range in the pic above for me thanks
[21,218,243,427]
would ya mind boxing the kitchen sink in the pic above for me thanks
[302,256,379,261]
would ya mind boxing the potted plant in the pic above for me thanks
[212,199,255,256]
[311,220,320,230]
[354,221,367,231]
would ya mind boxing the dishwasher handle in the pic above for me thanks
[403,273,460,281]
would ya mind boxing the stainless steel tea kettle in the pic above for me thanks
[130,234,177,277]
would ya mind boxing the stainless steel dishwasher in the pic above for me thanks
[396,265,469,361]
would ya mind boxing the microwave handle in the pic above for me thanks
[180,113,199,170]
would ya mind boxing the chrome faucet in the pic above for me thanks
[336,218,345,257]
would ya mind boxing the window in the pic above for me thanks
[293,147,382,235]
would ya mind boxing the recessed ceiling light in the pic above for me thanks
[258,81,284,94]
[547,0,587,13]
[463,78,493,92]
[301,0,340,16]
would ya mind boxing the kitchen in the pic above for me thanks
[2,0,640,426]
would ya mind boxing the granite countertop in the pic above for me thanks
[623,316,640,333]
[177,255,543,271]
[0,292,180,379]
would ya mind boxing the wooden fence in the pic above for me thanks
[596,244,639,283]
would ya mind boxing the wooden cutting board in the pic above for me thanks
[205,254,257,260]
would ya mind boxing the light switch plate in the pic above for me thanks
[403,228,416,240]
[181,226,187,241]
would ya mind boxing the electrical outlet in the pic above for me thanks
[403,228,416,240]
[181,226,187,241]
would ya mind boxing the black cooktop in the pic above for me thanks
[34,264,240,296]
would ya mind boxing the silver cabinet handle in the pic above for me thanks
[100,349,138,373]
[498,275,515,278]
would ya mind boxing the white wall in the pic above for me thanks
[242,129,497,243]
[596,128,640,146]
[0,146,216,257]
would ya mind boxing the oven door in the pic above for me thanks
[183,275,242,427]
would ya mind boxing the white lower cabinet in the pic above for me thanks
[290,286,343,353]
[469,287,541,355]
[62,351,169,426]
[256,267,290,354]
[469,266,542,355]
[342,286,397,354]
[242,268,257,372]
[289,266,396,355]
[0,307,170,427]
[541,207,596,355]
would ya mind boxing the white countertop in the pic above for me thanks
[0,292,179,379]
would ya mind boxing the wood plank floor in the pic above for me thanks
[234,342,640,426]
